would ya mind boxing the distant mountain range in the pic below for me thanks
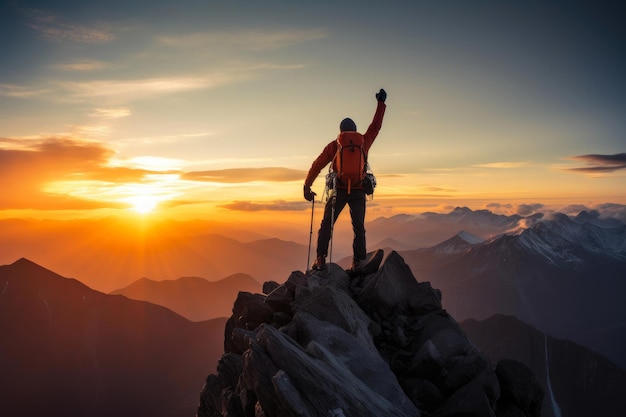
[0,258,225,417]
[0,207,530,293]
[365,206,527,248]
[399,210,626,369]
[111,273,262,321]
[0,216,309,292]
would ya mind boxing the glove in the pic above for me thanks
[376,88,387,103]
[304,185,316,201]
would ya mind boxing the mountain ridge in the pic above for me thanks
[111,272,262,321]
[401,210,626,369]
[0,258,226,417]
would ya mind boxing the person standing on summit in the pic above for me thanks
[303,88,387,271]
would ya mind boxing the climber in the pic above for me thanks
[303,88,387,271]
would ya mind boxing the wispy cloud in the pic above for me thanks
[27,9,115,44]
[594,203,626,222]
[220,200,310,212]
[567,153,626,173]
[483,201,626,223]
[111,131,215,146]
[89,107,131,119]
[423,186,457,193]
[0,83,50,98]
[158,28,328,50]
[53,60,110,71]
[516,203,545,216]
[59,73,242,99]
[183,167,306,183]
[472,161,528,169]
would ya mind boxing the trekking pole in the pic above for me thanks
[306,197,315,272]
[328,178,337,266]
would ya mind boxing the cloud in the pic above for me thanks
[559,203,626,223]
[220,200,310,212]
[54,60,110,71]
[0,83,51,98]
[27,10,115,44]
[89,107,131,119]
[0,137,152,209]
[567,153,626,173]
[595,203,626,222]
[158,28,328,50]
[472,161,528,169]
[559,204,592,216]
[183,167,306,183]
[516,203,545,216]
[483,202,626,224]
[486,202,513,210]
[59,73,241,100]
[423,186,457,193]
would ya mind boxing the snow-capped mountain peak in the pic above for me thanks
[432,230,485,255]
[514,212,626,263]
[457,230,485,245]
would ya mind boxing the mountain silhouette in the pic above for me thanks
[0,207,537,293]
[371,236,418,252]
[0,217,308,293]
[111,273,261,321]
[365,207,527,248]
[0,258,225,417]
[399,211,626,369]
[461,314,626,417]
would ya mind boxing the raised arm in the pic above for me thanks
[363,89,387,152]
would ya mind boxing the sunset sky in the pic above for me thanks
[1,0,625,223]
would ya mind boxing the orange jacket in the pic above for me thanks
[304,101,386,189]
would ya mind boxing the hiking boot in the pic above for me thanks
[311,255,326,270]
[350,257,366,272]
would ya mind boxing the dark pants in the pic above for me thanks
[316,188,366,261]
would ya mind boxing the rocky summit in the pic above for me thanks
[197,250,543,417]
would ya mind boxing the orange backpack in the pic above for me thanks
[333,131,366,193]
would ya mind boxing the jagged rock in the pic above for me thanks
[434,372,497,417]
[351,248,385,276]
[197,250,543,417]
[198,353,244,417]
[285,270,308,288]
[404,378,445,411]
[254,323,419,416]
[231,328,256,353]
[495,359,543,417]
[264,284,294,314]
[232,291,274,330]
[271,311,292,326]
[262,281,280,295]
[264,271,308,315]
[291,286,373,344]
[306,263,350,292]
[357,251,441,316]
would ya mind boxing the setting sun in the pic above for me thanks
[126,195,159,214]
[118,177,183,215]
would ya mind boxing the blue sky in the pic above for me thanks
[0,0,624,220]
